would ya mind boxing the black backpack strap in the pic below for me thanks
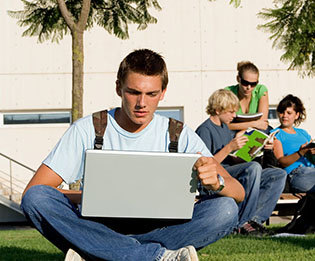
[92,110,108,150]
[168,118,184,153]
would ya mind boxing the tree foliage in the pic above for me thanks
[258,0,315,77]
[228,0,241,8]
[8,0,161,43]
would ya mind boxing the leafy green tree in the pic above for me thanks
[9,0,161,122]
[258,0,315,77]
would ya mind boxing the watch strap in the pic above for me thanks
[211,174,225,193]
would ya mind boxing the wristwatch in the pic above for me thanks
[211,174,225,193]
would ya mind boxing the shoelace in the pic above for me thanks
[249,221,268,233]
[242,222,256,233]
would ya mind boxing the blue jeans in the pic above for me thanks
[224,162,287,225]
[252,167,287,223]
[21,185,238,261]
[224,162,261,227]
[289,166,315,192]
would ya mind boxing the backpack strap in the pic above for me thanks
[92,110,108,150]
[168,118,184,153]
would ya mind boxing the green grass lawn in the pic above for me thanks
[0,229,64,261]
[1,226,315,260]
[198,234,315,261]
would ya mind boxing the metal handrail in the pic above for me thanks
[0,153,36,201]
[0,153,36,173]
[0,169,27,193]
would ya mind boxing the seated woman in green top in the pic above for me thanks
[225,61,269,132]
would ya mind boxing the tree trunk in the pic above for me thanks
[69,29,84,191]
[71,29,84,123]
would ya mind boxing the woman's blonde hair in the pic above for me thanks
[237,60,259,78]
[206,89,239,115]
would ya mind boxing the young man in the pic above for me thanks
[196,89,286,236]
[21,50,244,261]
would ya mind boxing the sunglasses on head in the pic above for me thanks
[240,77,258,87]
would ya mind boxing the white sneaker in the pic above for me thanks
[161,245,199,261]
[64,248,85,261]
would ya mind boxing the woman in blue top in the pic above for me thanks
[272,94,315,192]
[225,61,269,132]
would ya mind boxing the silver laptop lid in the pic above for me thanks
[81,150,200,219]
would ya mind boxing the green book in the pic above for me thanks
[231,128,279,162]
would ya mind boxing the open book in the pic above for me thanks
[231,128,279,162]
[232,112,263,123]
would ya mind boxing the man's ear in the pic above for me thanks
[116,80,122,97]
[159,88,167,101]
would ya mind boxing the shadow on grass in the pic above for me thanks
[256,225,315,250]
[0,246,64,261]
[229,233,315,251]
[269,235,315,250]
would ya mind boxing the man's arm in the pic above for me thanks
[195,156,245,203]
[23,164,82,204]
[214,132,248,163]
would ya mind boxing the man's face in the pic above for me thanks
[116,72,166,132]
[218,109,237,124]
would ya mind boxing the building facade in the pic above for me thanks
[1,0,314,189]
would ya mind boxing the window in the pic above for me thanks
[268,107,278,120]
[268,106,279,129]
[155,108,183,121]
[3,112,71,125]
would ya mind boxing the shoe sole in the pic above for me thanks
[186,245,199,261]
[64,249,85,261]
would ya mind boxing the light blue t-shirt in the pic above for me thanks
[271,127,314,174]
[43,108,212,184]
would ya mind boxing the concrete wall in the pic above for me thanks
[1,0,314,174]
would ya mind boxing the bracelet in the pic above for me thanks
[297,151,303,157]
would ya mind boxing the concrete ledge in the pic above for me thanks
[0,195,26,223]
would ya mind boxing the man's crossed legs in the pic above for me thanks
[21,185,238,260]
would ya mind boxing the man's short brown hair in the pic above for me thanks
[117,49,168,90]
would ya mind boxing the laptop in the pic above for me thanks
[81,150,201,220]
